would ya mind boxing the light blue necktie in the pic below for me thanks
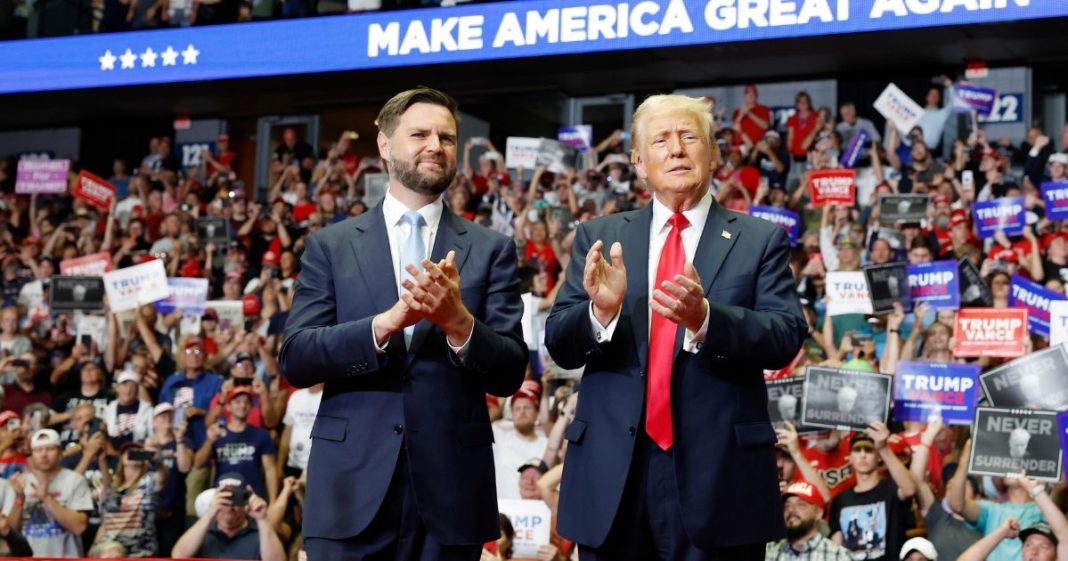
[401,211,426,345]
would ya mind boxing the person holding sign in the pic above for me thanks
[957,472,1068,561]
[281,87,527,561]
[545,94,807,560]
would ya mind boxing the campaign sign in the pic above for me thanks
[973,196,1025,239]
[808,169,856,207]
[15,158,69,194]
[839,129,869,169]
[497,499,552,559]
[800,367,892,431]
[826,271,873,316]
[102,259,170,313]
[863,262,911,314]
[959,258,993,308]
[893,361,979,425]
[73,170,116,211]
[878,194,930,226]
[968,408,1062,481]
[205,300,244,331]
[557,125,593,152]
[766,377,817,433]
[1041,182,1068,221]
[155,277,209,315]
[505,137,541,169]
[979,345,1068,412]
[1051,301,1068,347]
[953,308,1028,358]
[907,260,960,310]
[49,276,106,311]
[195,216,229,245]
[535,138,580,174]
[59,252,112,277]
[952,84,998,116]
[1009,274,1066,338]
[1059,412,1068,481]
[749,205,800,247]
[873,83,924,135]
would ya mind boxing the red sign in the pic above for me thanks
[953,308,1028,358]
[808,169,856,207]
[73,170,116,211]
[60,252,112,277]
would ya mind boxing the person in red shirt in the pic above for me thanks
[523,220,559,292]
[204,133,237,178]
[290,182,316,224]
[786,91,822,162]
[732,84,771,149]
[800,430,857,498]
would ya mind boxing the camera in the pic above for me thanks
[180,203,193,213]
[227,486,250,507]
[127,449,154,462]
[233,378,252,387]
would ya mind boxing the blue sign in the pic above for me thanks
[908,260,960,310]
[893,361,979,426]
[953,84,997,116]
[176,142,216,169]
[977,93,1024,124]
[155,277,209,315]
[1009,274,1066,338]
[749,205,799,247]
[0,1,1066,94]
[1042,181,1068,221]
[973,196,1025,239]
[839,128,868,169]
[1059,411,1068,482]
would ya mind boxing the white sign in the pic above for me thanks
[873,83,924,136]
[498,499,552,559]
[1051,301,1068,347]
[102,260,170,313]
[505,137,541,169]
[826,271,873,316]
[205,300,245,331]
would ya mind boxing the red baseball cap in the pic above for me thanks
[184,337,204,350]
[227,386,255,403]
[949,210,969,229]
[783,481,825,513]
[242,294,261,316]
[1041,232,1068,252]
[510,380,541,408]
[987,246,1018,263]
[0,410,20,428]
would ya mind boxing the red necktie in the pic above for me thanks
[646,212,688,451]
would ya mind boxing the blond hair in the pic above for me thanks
[629,94,717,161]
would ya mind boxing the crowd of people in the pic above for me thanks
[0,77,1062,561]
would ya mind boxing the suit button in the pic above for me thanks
[394,424,404,435]
[628,426,636,436]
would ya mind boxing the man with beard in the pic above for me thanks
[765,481,853,561]
[281,87,526,561]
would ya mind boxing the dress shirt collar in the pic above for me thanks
[382,188,444,231]
[650,188,713,235]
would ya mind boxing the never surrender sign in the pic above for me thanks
[969,408,1062,481]
[864,262,910,314]
[893,361,979,426]
[973,196,1025,239]
[808,169,856,207]
[766,377,812,432]
[907,260,960,310]
[749,205,800,246]
[953,308,1027,358]
[801,367,892,431]
[1041,182,1068,221]
[980,345,1068,412]
[1009,274,1066,338]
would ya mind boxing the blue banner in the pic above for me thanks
[839,128,868,169]
[1009,274,1066,338]
[907,260,960,310]
[0,1,1066,94]
[1042,181,1068,221]
[1059,411,1068,482]
[953,84,997,116]
[749,205,799,246]
[893,361,979,425]
[155,277,209,315]
[973,196,1025,239]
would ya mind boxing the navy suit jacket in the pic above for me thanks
[544,200,807,549]
[280,205,527,545]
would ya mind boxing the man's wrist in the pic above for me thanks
[592,303,620,328]
[445,312,475,347]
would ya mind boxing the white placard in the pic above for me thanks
[205,300,245,331]
[505,137,541,169]
[1050,301,1068,347]
[497,499,552,559]
[873,83,924,136]
[826,271,874,316]
[102,260,170,313]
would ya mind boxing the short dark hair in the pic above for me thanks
[375,86,459,136]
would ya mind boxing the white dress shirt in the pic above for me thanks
[590,190,712,352]
[373,188,471,355]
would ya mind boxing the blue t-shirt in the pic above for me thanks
[211,425,276,499]
[159,371,223,450]
[973,500,1044,561]
[157,437,193,513]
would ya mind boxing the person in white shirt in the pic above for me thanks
[493,381,548,501]
[277,383,323,479]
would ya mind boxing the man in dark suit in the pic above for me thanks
[280,87,527,561]
[545,94,807,560]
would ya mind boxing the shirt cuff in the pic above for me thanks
[588,302,621,344]
[683,300,710,354]
[447,323,474,359]
[371,316,389,354]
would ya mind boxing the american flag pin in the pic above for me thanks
[722,230,731,240]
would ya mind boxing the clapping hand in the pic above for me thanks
[584,240,627,327]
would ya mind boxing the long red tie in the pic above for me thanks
[646,212,689,451]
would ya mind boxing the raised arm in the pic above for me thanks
[959,517,1017,561]
[945,438,982,522]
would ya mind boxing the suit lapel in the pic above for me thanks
[623,205,652,372]
[349,204,398,312]
[406,208,471,365]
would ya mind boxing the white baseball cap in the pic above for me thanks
[31,429,61,450]
[900,537,937,560]
[115,371,141,385]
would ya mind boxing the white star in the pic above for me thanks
[99,50,116,71]
[140,47,157,68]
[161,46,179,67]
[181,44,199,65]
[119,48,137,69]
